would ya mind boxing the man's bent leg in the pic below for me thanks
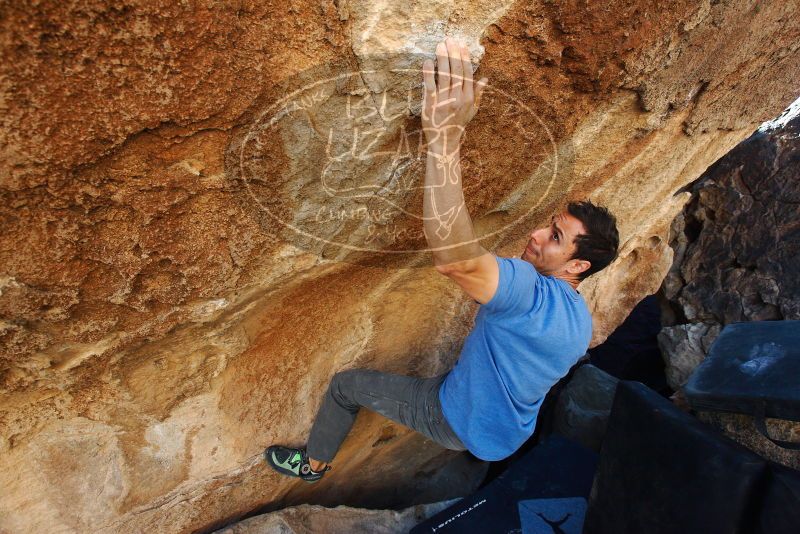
[306,369,408,463]
[306,369,465,464]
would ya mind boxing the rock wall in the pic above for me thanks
[659,112,800,469]
[662,115,800,327]
[1,1,799,532]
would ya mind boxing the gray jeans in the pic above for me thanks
[306,369,466,463]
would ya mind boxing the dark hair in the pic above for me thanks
[566,200,619,281]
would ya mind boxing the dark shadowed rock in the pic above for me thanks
[696,412,800,471]
[664,115,800,326]
[213,500,457,534]
[660,113,800,468]
[551,364,620,452]
[657,323,721,390]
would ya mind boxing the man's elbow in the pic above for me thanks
[435,263,453,275]
[434,258,477,275]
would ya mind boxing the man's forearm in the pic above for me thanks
[423,140,488,266]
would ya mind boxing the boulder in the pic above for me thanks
[213,500,456,534]
[657,322,721,390]
[662,116,800,326]
[1,1,799,532]
[660,113,800,469]
[551,364,619,452]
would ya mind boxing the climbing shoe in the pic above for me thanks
[264,445,330,483]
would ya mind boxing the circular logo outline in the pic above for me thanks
[238,63,559,255]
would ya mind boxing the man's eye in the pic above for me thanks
[552,232,559,241]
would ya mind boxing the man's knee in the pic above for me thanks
[329,369,363,401]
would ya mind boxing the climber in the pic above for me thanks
[264,37,619,482]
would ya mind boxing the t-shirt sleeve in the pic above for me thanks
[481,256,542,317]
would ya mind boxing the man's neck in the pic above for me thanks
[554,274,581,291]
[522,259,582,291]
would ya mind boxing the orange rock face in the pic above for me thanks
[1,1,798,532]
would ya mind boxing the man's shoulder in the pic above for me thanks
[496,256,543,284]
[496,255,535,269]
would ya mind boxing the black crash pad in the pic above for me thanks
[583,381,769,534]
[411,436,598,534]
[684,320,800,449]
[755,462,800,534]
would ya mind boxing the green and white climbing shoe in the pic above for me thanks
[264,445,329,483]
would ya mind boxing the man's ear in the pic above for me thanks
[567,259,591,276]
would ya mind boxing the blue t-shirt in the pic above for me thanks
[439,256,593,461]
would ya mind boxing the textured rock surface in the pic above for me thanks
[657,322,721,390]
[1,1,799,532]
[662,116,800,326]
[551,364,619,452]
[659,113,800,469]
[213,500,456,534]
[696,412,800,471]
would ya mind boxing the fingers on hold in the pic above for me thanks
[436,41,450,88]
[422,59,436,92]
[458,46,473,100]
[476,78,488,105]
[436,42,448,67]
[448,40,463,90]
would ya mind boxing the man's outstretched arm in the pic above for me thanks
[421,38,498,304]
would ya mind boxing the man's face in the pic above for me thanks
[521,210,588,277]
